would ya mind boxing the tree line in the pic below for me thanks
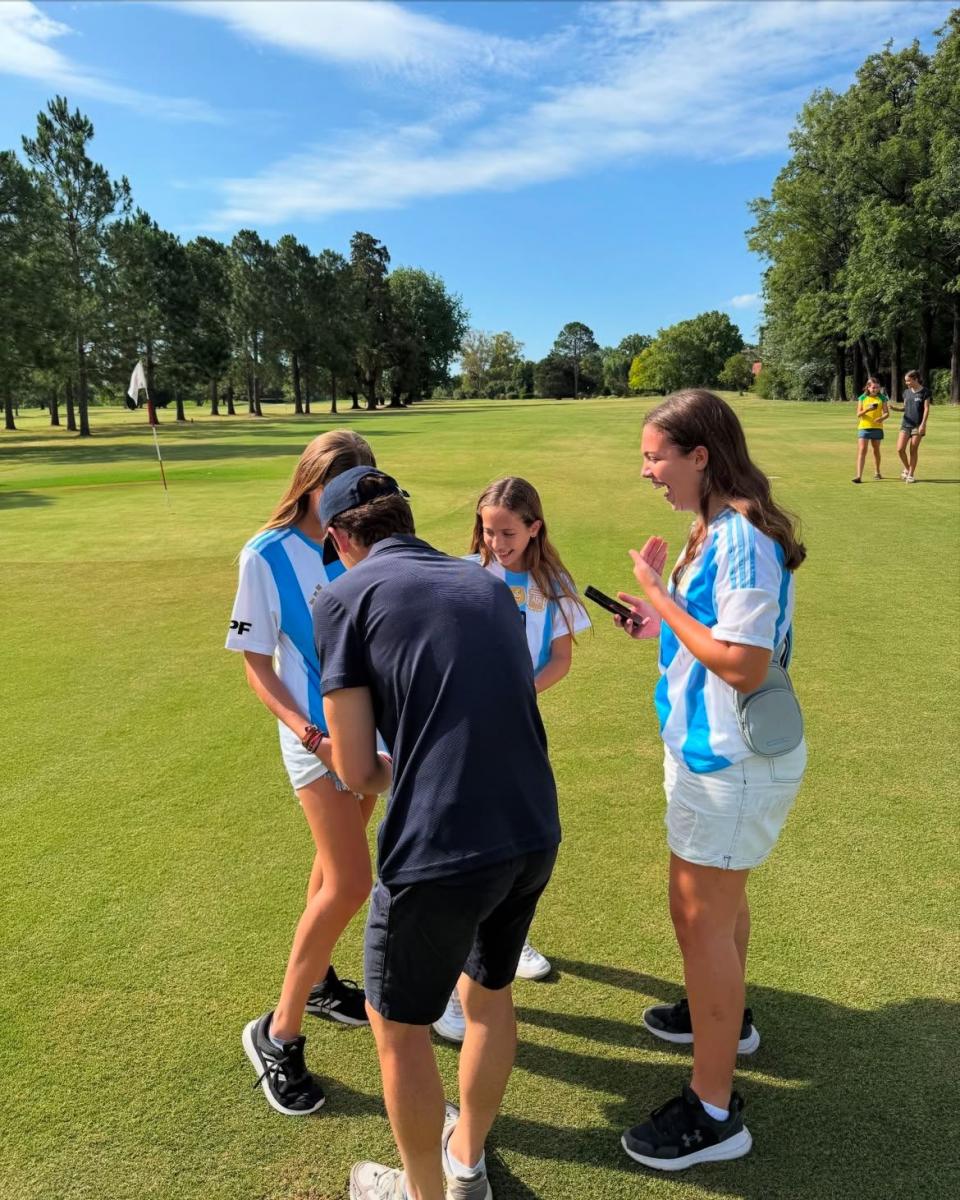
[0,97,468,433]
[749,12,959,405]
[450,311,752,401]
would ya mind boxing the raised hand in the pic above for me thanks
[638,536,668,578]
[629,542,668,597]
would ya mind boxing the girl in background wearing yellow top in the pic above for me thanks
[853,376,889,484]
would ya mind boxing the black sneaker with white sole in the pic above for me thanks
[242,1011,326,1116]
[643,997,760,1055]
[621,1086,752,1171]
[305,965,369,1026]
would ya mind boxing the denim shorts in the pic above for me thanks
[278,723,351,794]
[664,742,806,870]
[858,429,883,440]
[364,848,558,1024]
[900,423,921,437]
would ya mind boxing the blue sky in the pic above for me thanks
[0,1,951,358]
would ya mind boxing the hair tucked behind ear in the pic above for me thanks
[645,390,806,584]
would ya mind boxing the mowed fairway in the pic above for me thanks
[1,396,958,1200]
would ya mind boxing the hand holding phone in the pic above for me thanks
[584,585,637,622]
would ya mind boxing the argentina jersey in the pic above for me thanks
[656,508,795,773]
[226,527,346,733]
[467,556,591,673]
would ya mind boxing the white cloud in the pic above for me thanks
[729,294,760,308]
[0,1,220,122]
[198,0,951,225]
[167,0,544,77]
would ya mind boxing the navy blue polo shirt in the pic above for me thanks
[312,535,560,886]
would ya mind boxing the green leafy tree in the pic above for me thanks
[387,268,468,406]
[105,210,174,423]
[0,151,43,430]
[350,231,392,409]
[229,229,272,415]
[718,353,755,394]
[914,13,960,402]
[485,332,524,397]
[22,97,130,435]
[628,342,674,394]
[459,329,492,397]
[270,234,317,415]
[185,237,232,415]
[312,248,357,415]
[552,321,599,400]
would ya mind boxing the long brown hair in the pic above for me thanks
[644,390,806,584]
[259,430,376,531]
[470,476,582,635]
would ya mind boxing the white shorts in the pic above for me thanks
[664,741,806,870]
[278,723,351,794]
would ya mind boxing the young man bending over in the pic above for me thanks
[312,467,560,1200]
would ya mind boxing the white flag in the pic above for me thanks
[127,360,148,408]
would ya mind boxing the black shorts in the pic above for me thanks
[363,848,558,1024]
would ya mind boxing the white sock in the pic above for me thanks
[700,1098,729,1122]
[445,1139,485,1179]
[267,1016,293,1050]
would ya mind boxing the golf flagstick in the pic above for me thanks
[150,419,169,494]
[127,360,169,496]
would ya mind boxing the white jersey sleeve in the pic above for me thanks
[225,547,281,655]
[710,516,785,651]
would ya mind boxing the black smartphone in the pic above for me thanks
[584,585,641,623]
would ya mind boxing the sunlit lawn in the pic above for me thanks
[1,395,958,1200]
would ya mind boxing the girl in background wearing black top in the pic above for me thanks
[894,370,931,483]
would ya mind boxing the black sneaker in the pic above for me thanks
[621,1086,752,1171]
[242,1011,325,1116]
[643,997,760,1054]
[305,965,369,1026]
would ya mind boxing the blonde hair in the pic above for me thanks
[260,430,376,531]
[469,476,582,636]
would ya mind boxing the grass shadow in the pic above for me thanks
[0,489,55,510]
[493,960,958,1198]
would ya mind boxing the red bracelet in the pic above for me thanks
[301,724,326,754]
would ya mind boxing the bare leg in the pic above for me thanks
[897,431,911,472]
[909,435,921,477]
[367,1008,446,1200]
[734,891,750,977]
[669,854,749,1110]
[872,440,882,475]
[271,780,373,1040]
[449,974,517,1168]
[854,440,868,480]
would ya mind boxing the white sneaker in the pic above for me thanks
[905,474,917,483]
[433,987,466,1043]
[442,1102,492,1200]
[901,468,909,479]
[349,1161,408,1200]
[514,941,551,981]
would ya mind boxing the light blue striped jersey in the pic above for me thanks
[225,527,346,732]
[656,508,795,773]
[466,556,591,674]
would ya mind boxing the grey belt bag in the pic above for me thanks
[734,634,804,757]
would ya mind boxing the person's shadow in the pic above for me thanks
[485,958,958,1199]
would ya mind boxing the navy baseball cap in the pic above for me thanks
[319,466,409,528]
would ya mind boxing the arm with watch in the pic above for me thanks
[242,650,336,768]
